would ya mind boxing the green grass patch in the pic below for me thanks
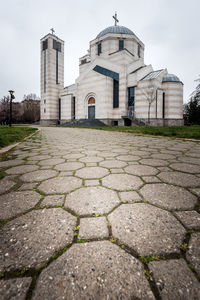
[63,125,200,140]
[0,126,37,148]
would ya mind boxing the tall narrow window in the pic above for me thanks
[119,40,124,51]
[128,87,135,108]
[58,98,61,120]
[138,44,141,58]
[113,79,119,108]
[72,97,76,119]
[98,43,102,55]
[56,49,58,84]
[44,50,46,93]
[43,39,48,50]
[162,92,165,119]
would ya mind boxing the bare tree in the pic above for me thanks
[22,99,40,123]
[0,96,10,124]
[142,85,157,124]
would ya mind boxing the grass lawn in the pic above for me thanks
[67,125,200,140]
[0,126,37,148]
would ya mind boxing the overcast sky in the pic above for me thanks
[0,0,199,103]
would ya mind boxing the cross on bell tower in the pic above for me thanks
[112,12,119,26]
[50,28,55,35]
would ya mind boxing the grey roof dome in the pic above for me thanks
[162,73,181,82]
[96,25,134,38]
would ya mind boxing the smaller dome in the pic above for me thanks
[96,25,134,39]
[162,73,181,82]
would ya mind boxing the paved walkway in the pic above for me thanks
[0,127,200,299]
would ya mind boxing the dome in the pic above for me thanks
[96,25,134,39]
[162,73,181,82]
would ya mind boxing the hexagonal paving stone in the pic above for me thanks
[18,182,38,191]
[186,233,200,276]
[20,169,58,182]
[0,208,76,272]
[55,162,84,171]
[0,191,41,219]
[142,176,161,183]
[170,163,200,174]
[38,176,82,194]
[140,183,197,210]
[76,167,109,179]
[5,165,38,175]
[158,171,200,187]
[130,150,149,156]
[178,156,200,165]
[0,177,16,194]
[65,186,120,215]
[0,159,24,168]
[140,159,168,167]
[98,152,118,157]
[39,158,65,166]
[149,259,200,299]
[174,211,200,230]
[78,217,109,239]
[32,241,155,300]
[102,174,143,191]
[63,153,84,159]
[108,203,186,255]
[28,155,52,161]
[0,278,32,300]
[117,155,141,161]
[41,195,65,206]
[119,191,142,202]
[125,165,158,176]
[79,156,103,163]
[151,153,176,160]
[99,160,127,168]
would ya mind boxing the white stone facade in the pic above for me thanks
[40,25,183,126]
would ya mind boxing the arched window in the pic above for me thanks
[88,97,95,105]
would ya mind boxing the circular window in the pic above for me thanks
[88,97,95,105]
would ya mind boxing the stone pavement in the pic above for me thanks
[0,127,200,300]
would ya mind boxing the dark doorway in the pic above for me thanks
[88,106,95,119]
[124,118,132,126]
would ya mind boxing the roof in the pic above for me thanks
[64,84,75,89]
[96,25,134,39]
[162,73,181,82]
[130,66,145,74]
[142,70,164,80]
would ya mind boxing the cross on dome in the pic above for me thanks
[112,12,119,26]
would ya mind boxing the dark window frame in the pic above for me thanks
[56,49,58,84]
[162,92,165,119]
[98,43,102,55]
[44,50,46,93]
[119,40,124,51]
[42,39,48,51]
[138,44,141,58]
[53,39,61,52]
[113,79,119,108]
[128,87,135,108]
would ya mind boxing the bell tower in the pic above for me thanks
[40,30,64,125]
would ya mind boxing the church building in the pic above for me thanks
[40,15,184,126]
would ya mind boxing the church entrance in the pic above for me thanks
[88,106,95,119]
[88,97,95,119]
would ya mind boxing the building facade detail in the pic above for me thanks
[40,22,183,126]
